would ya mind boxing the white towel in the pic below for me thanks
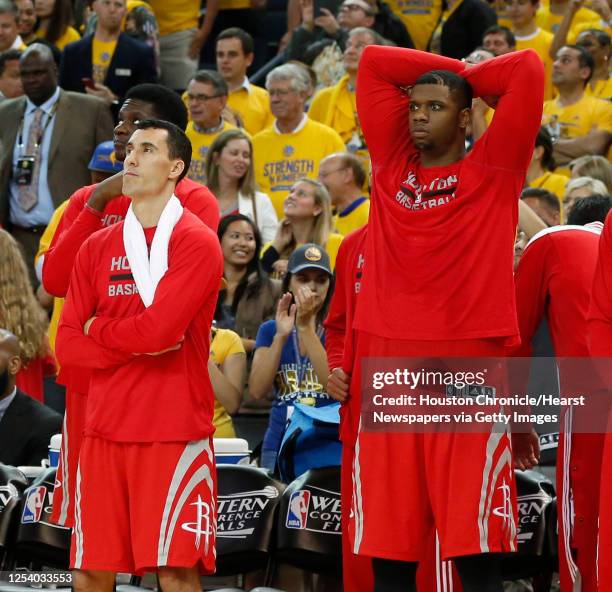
[123,195,184,307]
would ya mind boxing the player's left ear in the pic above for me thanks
[459,107,471,130]
[168,159,186,181]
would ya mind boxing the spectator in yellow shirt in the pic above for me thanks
[543,44,612,170]
[34,0,80,51]
[526,126,569,204]
[384,0,442,50]
[563,174,608,214]
[309,26,381,180]
[507,0,555,98]
[261,178,343,277]
[0,0,26,51]
[318,152,370,236]
[185,69,236,185]
[209,326,246,438]
[483,24,516,55]
[252,63,345,218]
[536,0,600,34]
[216,27,273,135]
[577,28,612,99]
[16,0,37,45]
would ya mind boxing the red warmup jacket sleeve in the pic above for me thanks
[42,189,104,297]
[514,236,552,357]
[324,238,350,371]
[465,49,544,172]
[89,228,223,354]
[184,183,221,232]
[589,214,612,356]
[356,46,466,167]
[55,239,135,369]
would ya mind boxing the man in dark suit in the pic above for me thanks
[59,0,157,107]
[0,329,62,467]
[0,43,114,284]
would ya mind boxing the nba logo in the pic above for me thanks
[21,486,47,524]
[286,490,310,529]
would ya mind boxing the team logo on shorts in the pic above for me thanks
[181,495,213,551]
[21,486,47,524]
[283,145,295,157]
[286,490,310,529]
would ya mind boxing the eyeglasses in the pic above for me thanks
[187,93,224,102]
[268,88,296,97]
[339,4,368,12]
[318,167,348,178]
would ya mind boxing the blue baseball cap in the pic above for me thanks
[88,141,123,173]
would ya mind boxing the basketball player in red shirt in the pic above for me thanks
[349,46,544,590]
[588,208,612,591]
[515,196,611,592]
[43,85,219,529]
[56,119,222,591]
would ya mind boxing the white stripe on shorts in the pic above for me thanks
[352,419,365,554]
[157,439,215,565]
[73,463,84,569]
[58,413,70,525]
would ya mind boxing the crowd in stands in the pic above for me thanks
[0,0,611,487]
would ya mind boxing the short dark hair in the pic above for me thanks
[535,127,556,172]
[580,28,611,48]
[125,84,188,131]
[521,188,560,213]
[0,49,21,77]
[413,70,473,110]
[483,25,516,48]
[134,119,192,183]
[563,44,595,84]
[216,27,254,55]
[192,69,228,96]
[566,193,612,225]
[338,153,367,188]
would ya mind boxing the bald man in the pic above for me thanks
[0,329,62,466]
[0,43,114,284]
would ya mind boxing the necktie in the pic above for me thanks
[18,108,44,212]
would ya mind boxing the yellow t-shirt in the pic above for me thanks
[543,93,612,173]
[34,200,70,356]
[92,38,118,84]
[252,118,346,218]
[536,4,600,34]
[309,76,370,187]
[385,0,443,50]
[210,328,245,438]
[147,0,199,36]
[491,0,512,28]
[567,19,612,43]
[515,29,555,100]
[261,232,344,271]
[586,77,612,101]
[529,171,569,206]
[37,25,80,50]
[543,94,612,138]
[219,0,250,8]
[186,120,236,185]
[334,198,370,236]
[227,83,274,136]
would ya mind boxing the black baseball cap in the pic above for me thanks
[287,243,332,276]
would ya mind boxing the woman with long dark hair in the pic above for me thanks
[35,0,79,50]
[215,214,281,353]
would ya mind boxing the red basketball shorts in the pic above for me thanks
[50,389,87,528]
[348,332,518,562]
[70,436,217,574]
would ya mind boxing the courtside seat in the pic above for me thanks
[0,465,29,570]
[501,469,556,587]
[273,467,342,577]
